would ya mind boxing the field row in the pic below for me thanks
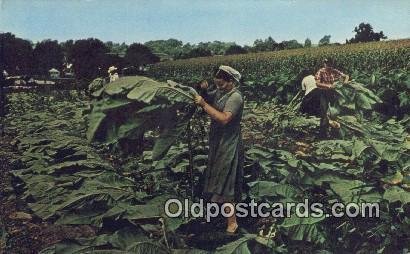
[147,39,410,85]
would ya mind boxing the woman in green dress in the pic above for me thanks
[194,65,244,234]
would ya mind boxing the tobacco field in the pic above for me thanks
[0,40,409,253]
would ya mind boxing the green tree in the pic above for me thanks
[252,36,278,52]
[304,38,312,47]
[125,43,160,68]
[173,43,194,59]
[69,38,109,80]
[33,40,64,75]
[281,40,303,50]
[318,35,331,46]
[347,23,387,43]
[183,47,212,59]
[105,41,128,55]
[243,45,253,52]
[174,46,212,59]
[60,40,74,61]
[225,44,248,55]
[252,39,264,52]
[198,41,235,55]
[145,39,183,57]
[0,32,34,75]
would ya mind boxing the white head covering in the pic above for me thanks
[108,66,118,73]
[218,65,241,83]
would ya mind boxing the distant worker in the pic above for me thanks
[194,65,244,234]
[108,66,119,82]
[300,59,349,138]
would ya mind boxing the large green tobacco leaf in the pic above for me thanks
[312,140,353,158]
[305,172,347,186]
[150,143,189,169]
[280,214,326,244]
[88,77,106,96]
[329,179,379,203]
[172,249,210,254]
[398,91,410,108]
[86,98,142,143]
[39,227,157,254]
[23,167,144,221]
[246,146,275,160]
[383,186,410,205]
[126,78,197,104]
[47,159,113,175]
[215,234,256,254]
[152,107,193,161]
[348,81,382,102]
[104,76,151,96]
[245,146,276,173]
[87,76,197,160]
[248,181,300,202]
[331,81,382,117]
[126,242,169,254]
[55,210,105,226]
[347,128,407,163]
[350,138,370,160]
[366,139,403,162]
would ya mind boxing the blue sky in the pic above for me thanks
[0,0,409,45]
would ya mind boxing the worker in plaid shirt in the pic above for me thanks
[300,58,349,138]
[315,58,349,88]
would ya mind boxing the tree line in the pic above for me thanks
[0,22,386,81]
[143,23,386,57]
[0,34,159,81]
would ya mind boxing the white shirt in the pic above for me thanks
[109,73,119,83]
[301,75,317,95]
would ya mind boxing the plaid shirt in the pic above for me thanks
[315,67,345,84]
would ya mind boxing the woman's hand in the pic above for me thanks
[194,95,206,107]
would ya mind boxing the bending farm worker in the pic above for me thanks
[194,65,244,234]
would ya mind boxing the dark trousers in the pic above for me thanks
[300,88,330,137]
